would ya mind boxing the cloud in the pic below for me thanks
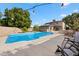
[63,3,70,6]
[73,9,79,12]
[60,14,67,17]
[42,19,47,21]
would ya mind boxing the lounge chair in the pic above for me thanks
[55,32,79,56]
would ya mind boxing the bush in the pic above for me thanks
[21,27,28,32]
[33,25,39,31]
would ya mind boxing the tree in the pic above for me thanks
[33,25,39,31]
[0,12,3,25]
[0,12,2,19]
[0,7,32,29]
[63,13,79,30]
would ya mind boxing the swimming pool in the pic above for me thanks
[5,32,53,44]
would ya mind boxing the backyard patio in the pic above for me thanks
[0,34,64,56]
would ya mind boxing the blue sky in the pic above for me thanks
[0,3,79,26]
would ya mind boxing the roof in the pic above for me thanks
[40,21,64,27]
[45,21,63,24]
[40,24,50,27]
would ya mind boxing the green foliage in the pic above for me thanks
[21,27,28,32]
[63,13,79,31]
[0,7,32,31]
[0,12,2,25]
[0,12,2,19]
[0,20,1,25]
[33,25,39,31]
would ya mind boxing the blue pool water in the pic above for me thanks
[5,32,53,44]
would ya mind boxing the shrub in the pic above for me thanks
[33,25,39,31]
[21,27,28,32]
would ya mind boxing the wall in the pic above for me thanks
[0,26,22,36]
[39,26,49,31]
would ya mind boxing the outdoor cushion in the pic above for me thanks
[70,46,78,54]
[63,49,77,56]
[74,32,79,42]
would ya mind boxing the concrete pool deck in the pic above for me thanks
[0,33,64,56]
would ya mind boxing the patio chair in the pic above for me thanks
[55,38,74,56]
[55,32,79,56]
[56,30,74,52]
[56,43,79,56]
[66,32,79,47]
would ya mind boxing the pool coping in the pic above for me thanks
[0,33,63,54]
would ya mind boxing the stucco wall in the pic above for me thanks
[62,22,65,30]
[0,26,22,36]
[39,26,49,31]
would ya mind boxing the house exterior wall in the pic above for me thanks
[39,26,49,32]
[62,22,65,30]
[51,21,65,31]
[39,21,65,32]
[48,26,54,32]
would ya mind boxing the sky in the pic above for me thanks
[0,3,79,26]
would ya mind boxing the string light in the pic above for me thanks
[26,3,63,13]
